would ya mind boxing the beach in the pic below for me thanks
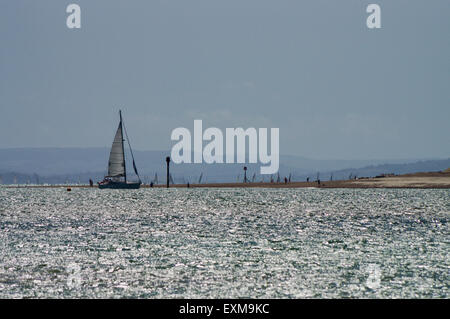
[5,171,450,189]
[178,171,450,189]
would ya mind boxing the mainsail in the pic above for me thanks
[107,120,125,178]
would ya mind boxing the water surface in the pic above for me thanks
[0,187,448,298]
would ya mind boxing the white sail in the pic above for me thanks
[107,122,125,178]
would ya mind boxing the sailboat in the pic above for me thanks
[98,110,141,189]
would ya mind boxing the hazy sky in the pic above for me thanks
[1,0,449,159]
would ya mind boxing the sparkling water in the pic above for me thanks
[0,187,448,298]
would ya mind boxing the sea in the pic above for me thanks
[0,187,448,298]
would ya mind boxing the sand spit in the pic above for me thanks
[4,171,450,189]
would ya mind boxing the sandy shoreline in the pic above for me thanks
[4,171,450,189]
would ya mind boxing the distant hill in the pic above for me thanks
[293,159,450,182]
[0,148,448,184]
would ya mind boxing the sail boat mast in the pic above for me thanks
[119,110,127,183]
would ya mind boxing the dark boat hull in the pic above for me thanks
[98,181,141,189]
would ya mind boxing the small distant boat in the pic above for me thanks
[98,110,141,189]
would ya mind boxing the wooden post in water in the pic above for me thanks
[166,156,171,188]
